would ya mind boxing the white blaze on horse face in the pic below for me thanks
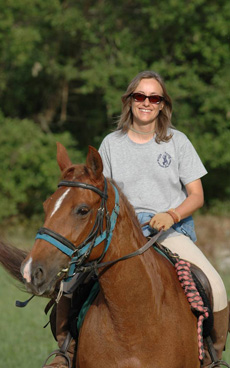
[23,257,33,283]
[50,188,71,218]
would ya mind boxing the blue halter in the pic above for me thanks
[35,179,120,281]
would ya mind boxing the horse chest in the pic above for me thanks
[76,301,199,368]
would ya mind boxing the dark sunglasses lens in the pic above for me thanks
[132,93,162,104]
[133,93,145,102]
[149,96,162,103]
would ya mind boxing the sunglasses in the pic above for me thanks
[131,93,164,104]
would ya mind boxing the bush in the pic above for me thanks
[0,117,84,221]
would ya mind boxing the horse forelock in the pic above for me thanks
[62,164,87,181]
[61,164,105,193]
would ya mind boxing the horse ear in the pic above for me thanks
[56,142,72,172]
[86,146,103,179]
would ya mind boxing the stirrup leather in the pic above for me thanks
[205,336,230,368]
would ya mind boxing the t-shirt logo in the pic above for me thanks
[157,152,172,168]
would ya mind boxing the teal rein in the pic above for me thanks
[35,179,120,282]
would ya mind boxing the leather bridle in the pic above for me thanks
[35,178,120,281]
[35,178,163,283]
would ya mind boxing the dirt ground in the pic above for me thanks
[195,215,230,272]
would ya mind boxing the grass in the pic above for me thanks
[0,267,56,367]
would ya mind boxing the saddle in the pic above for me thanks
[190,263,213,336]
[153,243,230,367]
[154,243,214,335]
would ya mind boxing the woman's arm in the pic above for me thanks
[175,179,204,220]
[150,179,204,231]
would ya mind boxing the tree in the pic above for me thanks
[0,116,83,221]
[0,0,229,214]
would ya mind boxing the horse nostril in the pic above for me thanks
[33,266,46,287]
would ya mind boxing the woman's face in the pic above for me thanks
[131,78,164,127]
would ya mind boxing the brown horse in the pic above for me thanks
[1,143,200,368]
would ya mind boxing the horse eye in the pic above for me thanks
[75,206,90,217]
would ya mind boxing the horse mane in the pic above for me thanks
[0,239,28,284]
[108,178,145,241]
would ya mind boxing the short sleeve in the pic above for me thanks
[178,137,207,185]
[98,138,112,178]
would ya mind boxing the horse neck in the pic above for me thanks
[98,191,164,321]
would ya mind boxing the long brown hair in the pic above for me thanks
[117,71,173,143]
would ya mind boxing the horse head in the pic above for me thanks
[20,142,115,297]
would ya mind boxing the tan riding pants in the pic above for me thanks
[160,234,228,312]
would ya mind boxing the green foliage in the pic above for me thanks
[0,116,84,221]
[0,0,229,218]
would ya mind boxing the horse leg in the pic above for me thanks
[43,296,76,368]
[202,306,229,367]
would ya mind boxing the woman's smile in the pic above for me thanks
[131,78,164,130]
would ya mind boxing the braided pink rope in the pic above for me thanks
[175,259,209,361]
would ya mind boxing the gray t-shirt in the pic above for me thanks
[99,129,207,215]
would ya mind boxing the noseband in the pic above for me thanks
[35,178,120,281]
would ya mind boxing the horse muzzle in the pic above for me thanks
[20,256,59,296]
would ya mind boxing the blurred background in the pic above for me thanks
[0,0,229,366]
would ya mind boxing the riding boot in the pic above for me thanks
[202,306,229,367]
[43,296,76,368]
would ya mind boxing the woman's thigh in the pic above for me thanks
[161,234,228,312]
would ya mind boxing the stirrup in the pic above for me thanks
[42,332,72,368]
[42,349,71,368]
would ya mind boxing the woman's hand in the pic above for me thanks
[149,212,174,231]
[149,179,205,232]
[149,209,180,231]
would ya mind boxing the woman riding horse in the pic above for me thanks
[49,70,229,368]
[20,143,201,368]
[0,139,228,367]
[26,70,229,368]
[17,138,228,368]
[0,70,228,368]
